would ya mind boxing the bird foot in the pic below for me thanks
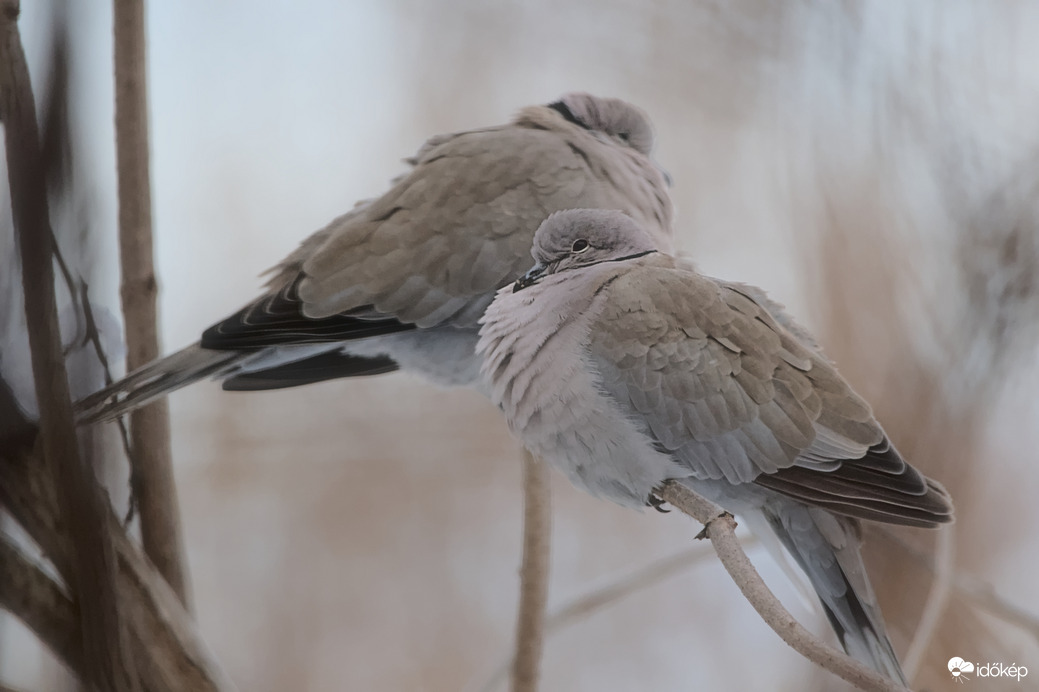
[647,492,670,513]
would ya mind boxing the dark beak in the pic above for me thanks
[513,262,546,292]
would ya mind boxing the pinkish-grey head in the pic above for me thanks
[548,93,656,157]
[513,209,658,292]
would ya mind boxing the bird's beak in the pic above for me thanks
[513,262,547,292]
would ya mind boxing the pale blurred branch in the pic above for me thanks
[656,481,909,692]
[951,576,1039,644]
[547,539,737,630]
[875,526,1039,644]
[902,524,955,682]
[477,535,756,692]
[0,534,82,676]
[113,0,189,605]
[0,3,139,688]
[511,448,551,692]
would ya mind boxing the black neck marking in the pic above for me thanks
[609,249,657,264]
[547,101,590,130]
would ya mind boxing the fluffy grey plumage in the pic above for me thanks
[478,209,954,684]
[78,94,673,422]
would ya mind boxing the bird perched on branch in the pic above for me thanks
[478,208,954,684]
[77,93,673,421]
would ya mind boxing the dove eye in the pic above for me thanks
[571,239,590,253]
[618,132,630,143]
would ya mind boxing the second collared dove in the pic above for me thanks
[77,93,673,421]
[478,209,954,683]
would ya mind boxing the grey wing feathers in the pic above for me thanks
[184,124,616,357]
[719,280,824,352]
[296,126,592,327]
[589,260,953,527]
[294,119,671,328]
[589,264,821,481]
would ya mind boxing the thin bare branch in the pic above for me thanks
[54,238,137,513]
[77,282,135,458]
[511,448,551,692]
[0,4,139,689]
[655,481,909,692]
[113,0,189,605]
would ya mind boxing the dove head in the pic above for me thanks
[513,210,658,292]
[548,93,655,156]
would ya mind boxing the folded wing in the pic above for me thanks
[588,260,952,527]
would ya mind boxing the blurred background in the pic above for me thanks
[3,1,1039,690]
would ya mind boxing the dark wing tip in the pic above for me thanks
[201,281,415,350]
[221,352,398,391]
[755,440,954,528]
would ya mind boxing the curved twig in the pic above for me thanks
[656,481,910,692]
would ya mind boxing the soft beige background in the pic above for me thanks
[4,1,1039,690]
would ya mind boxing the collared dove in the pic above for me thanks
[478,209,954,683]
[78,94,673,422]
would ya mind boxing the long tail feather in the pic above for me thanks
[75,343,245,423]
[750,501,908,684]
